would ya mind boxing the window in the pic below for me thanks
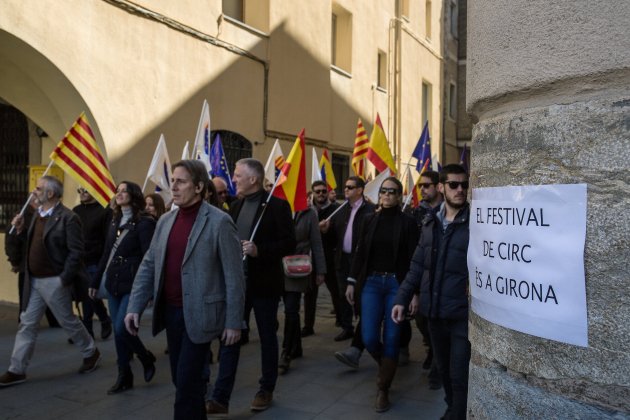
[422,81,432,127]
[449,83,457,119]
[222,0,269,33]
[450,2,458,38]
[0,104,29,230]
[377,50,387,90]
[401,0,410,19]
[331,4,353,72]
[425,0,432,40]
[331,153,349,196]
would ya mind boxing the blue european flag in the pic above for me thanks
[210,133,236,196]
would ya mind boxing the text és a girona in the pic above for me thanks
[474,267,558,304]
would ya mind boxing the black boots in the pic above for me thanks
[375,358,397,412]
[108,367,133,394]
[138,350,156,383]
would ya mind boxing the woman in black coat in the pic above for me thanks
[345,176,419,412]
[89,181,156,394]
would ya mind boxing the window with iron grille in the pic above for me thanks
[209,130,253,177]
[331,153,349,196]
[0,104,29,231]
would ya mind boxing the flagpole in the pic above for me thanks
[8,160,55,235]
[243,172,284,261]
[325,200,348,221]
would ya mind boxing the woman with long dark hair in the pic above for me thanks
[345,176,419,412]
[89,181,157,394]
[145,193,166,220]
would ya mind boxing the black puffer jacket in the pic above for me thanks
[93,214,155,297]
[395,203,470,320]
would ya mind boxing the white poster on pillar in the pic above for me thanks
[467,184,588,347]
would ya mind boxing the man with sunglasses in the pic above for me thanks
[320,176,375,343]
[392,164,471,420]
[412,170,443,227]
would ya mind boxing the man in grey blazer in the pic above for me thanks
[125,160,245,420]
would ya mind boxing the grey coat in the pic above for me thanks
[284,208,326,293]
[127,201,245,344]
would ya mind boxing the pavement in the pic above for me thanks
[0,288,446,419]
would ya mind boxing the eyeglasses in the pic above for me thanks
[418,183,435,189]
[379,187,399,195]
[313,189,327,194]
[344,185,357,190]
[444,181,469,190]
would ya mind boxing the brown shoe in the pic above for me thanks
[375,389,391,412]
[250,390,273,411]
[206,400,228,418]
[0,371,26,387]
[79,348,101,373]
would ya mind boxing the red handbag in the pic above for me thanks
[282,255,312,278]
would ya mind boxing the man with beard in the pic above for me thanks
[392,164,471,420]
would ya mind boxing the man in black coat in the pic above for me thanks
[206,158,295,416]
[392,164,471,420]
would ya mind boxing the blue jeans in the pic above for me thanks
[107,293,149,369]
[360,273,401,360]
[165,305,211,420]
[429,318,471,420]
[212,294,279,405]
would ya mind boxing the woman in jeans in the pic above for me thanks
[279,207,326,374]
[89,181,156,394]
[345,176,419,412]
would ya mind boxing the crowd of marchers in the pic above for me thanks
[2,158,471,420]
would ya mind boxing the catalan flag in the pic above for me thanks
[367,113,397,175]
[273,129,308,213]
[319,149,337,191]
[50,112,116,207]
[352,119,369,179]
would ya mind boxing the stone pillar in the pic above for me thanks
[466,1,629,418]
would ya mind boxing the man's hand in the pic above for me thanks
[391,304,406,324]
[241,240,258,257]
[409,294,419,316]
[345,284,354,305]
[222,328,241,346]
[319,219,330,233]
[124,313,140,336]
[11,214,24,234]
[315,274,325,286]
[88,287,98,299]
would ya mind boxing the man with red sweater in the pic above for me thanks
[125,160,245,420]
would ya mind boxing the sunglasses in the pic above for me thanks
[313,189,328,194]
[379,187,399,195]
[444,181,469,190]
[418,183,435,189]
[344,185,358,190]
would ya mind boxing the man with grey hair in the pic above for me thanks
[206,158,295,416]
[0,176,100,387]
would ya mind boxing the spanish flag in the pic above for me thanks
[352,119,369,179]
[319,149,337,191]
[367,113,396,175]
[273,129,308,213]
[50,113,116,207]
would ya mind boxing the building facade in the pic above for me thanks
[0,0,456,302]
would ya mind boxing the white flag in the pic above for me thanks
[142,134,173,202]
[193,99,212,174]
[181,141,191,160]
[264,139,285,184]
[311,147,322,185]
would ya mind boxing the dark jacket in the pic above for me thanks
[93,214,155,297]
[22,204,88,305]
[72,202,112,266]
[229,192,296,298]
[348,208,419,314]
[329,198,376,267]
[395,203,470,320]
[4,206,34,272]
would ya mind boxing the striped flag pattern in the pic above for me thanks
[50,112,116,207]
[352,118,369,179]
